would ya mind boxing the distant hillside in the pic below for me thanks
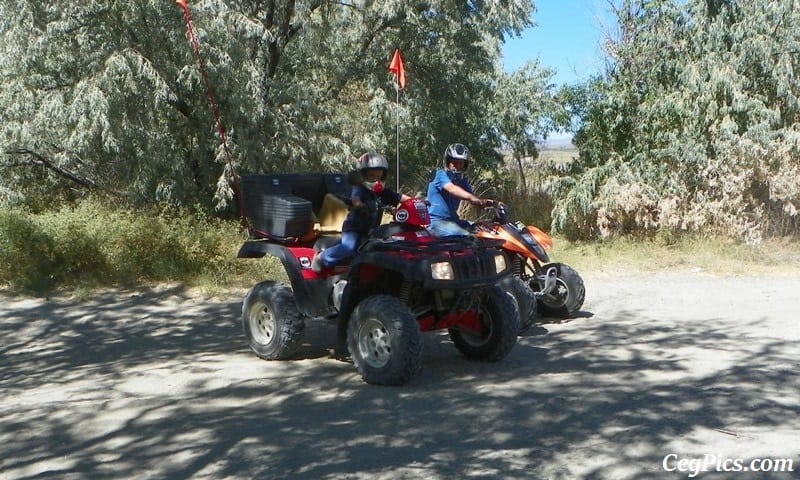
[540,135,575,150]
[538,135,578,165]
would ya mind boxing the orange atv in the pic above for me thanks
[472,202,585,332]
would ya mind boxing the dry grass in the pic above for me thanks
[550,235,800,277]
[537,147,578,166]
[6,200,795,299]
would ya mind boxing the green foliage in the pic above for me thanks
[0,209,59,291]
[485,61,569,193]
[9,0,799,245]
[0,0,205,208]
[0,0,552,213]
[2,193,796,296]
[0,198,269,293]
[555,0,800,242]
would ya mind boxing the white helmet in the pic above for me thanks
[443,143,470,171]
[356,151,388,180]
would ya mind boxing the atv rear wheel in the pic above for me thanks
[242,281,305,360]
[347,295,422,386]
[500,275,538,334]
[449,286,519,361]
[534,263,585,319]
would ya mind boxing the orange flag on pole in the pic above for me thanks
[388,49,406,90]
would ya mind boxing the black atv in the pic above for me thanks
[236,173,519,385]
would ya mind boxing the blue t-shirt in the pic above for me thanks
[426,169,473,221]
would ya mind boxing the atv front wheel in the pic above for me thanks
[534,263,585,319]
[449,286,519,361]
[347,295,422,386]
[500,275,538,334]
[242,281,305,360]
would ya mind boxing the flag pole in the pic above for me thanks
[395,83,400,192]
[388,48,405,192]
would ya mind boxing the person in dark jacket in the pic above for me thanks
[312,152,411,272]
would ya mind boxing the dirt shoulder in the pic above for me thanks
[1,271,799,479]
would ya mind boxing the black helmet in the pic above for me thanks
[443,143,470,171]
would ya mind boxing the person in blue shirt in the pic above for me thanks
[312,152,411,272]
[426,143,492,237]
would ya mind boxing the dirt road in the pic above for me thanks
[2,271,799,479]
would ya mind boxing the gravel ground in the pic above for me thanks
[1,271,799,480]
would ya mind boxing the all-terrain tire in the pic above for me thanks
[242,281,305,360]
[347,295,422,386]
[535,263,585,319]
[449,286,519,361]
[500,274,538,334]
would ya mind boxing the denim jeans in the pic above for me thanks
[428,219,472,237]
[319,230,361,267]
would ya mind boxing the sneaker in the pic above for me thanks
[311,255,324,273]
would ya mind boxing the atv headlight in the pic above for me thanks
[431,261,454,280]
[494,254,507,273]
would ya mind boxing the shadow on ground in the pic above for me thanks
[1,279,798,480]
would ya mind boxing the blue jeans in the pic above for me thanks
[428,219,472,237]
[319,231,361,267]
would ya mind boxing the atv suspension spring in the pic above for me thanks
[511,256,523,276]
[452,289,482,313]
[399,281,412,303]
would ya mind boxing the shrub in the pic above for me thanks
[0,198,260,293]
[0,209,60,291]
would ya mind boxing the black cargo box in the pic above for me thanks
[240,173,351,238]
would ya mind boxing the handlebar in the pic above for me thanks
[477,199,509,223]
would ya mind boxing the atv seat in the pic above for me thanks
[312,235,342,253]
[314,193,349,234]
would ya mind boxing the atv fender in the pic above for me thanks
[237,240,335,318]
[336,281,358,350]
[334,249,512,348]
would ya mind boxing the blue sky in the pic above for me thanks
[502,0,615,86]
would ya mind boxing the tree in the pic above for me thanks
[1,0,550,211]
[0,0,203,207]
[487,60,567,192]
[553,0,800,241]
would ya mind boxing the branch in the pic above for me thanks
[324,15,399,101]
[5,148,99,190]
[264,0,327,78]
[772,8,790,37]
[167,95,193,118]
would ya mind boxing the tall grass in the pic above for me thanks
[2,182,797,297]
[0,199,282,294]
[464,151,800,276]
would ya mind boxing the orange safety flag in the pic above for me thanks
[388,49,406,90]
